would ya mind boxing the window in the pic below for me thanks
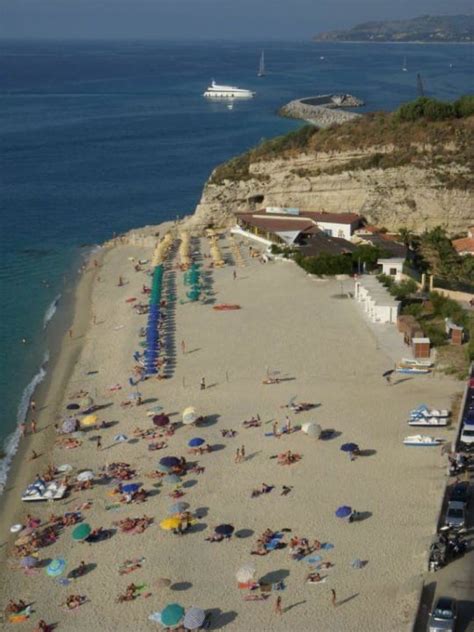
[389,268,397,276]
[323,229,332,236]
[338,230,344,238]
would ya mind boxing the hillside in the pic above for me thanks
[188,100,474,234]
[314,14,474,43]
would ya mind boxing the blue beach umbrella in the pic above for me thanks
[159,456,180,468]
[188,438,205,448]
[46,558,66,577]
[20,556,38,569]
[168,501,190,515]
[215,524,234,536]
[340,443,359,453]
[121,483,141,494]
[164,474,181,485]
[335,506,352,518]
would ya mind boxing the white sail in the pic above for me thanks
[257,51,265,77]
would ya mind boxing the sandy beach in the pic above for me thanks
[0,228,461,632]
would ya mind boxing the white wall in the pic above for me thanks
[316,221,353,240]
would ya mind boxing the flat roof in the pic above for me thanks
[239,209,362,225]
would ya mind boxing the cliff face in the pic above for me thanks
[189,116,473,235]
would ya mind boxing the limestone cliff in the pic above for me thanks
[188,113,474,235]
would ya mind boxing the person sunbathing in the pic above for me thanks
[64,594,85,610]
[306,572,323,583]
[189,465,205,475]
[250,543,268,556]
[205,533,224,543]
[221,429,237,438]
[32,620,51,632]
[5,599,27,615]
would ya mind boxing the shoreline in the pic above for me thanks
[0,244,106,528]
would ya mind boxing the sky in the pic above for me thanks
[1,0,473,40]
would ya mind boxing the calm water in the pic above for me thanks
[0,39,472,486]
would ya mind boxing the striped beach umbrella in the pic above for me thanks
[183,607,206,630]
[46,558,66,577]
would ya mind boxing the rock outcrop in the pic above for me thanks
[188,115,473,235]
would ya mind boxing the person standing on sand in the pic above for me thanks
[331,588,337,607]
[181,340,186,354]
[241,445,246,462]
[233,270,237,281]
[274,596,283,615]
[20,422,27,438]
[69,328,73,339]
[30,400,36,414]
[235,448,240,464]
[200,377,206,391]
[96,436,102,450]
[31,419,37,434]
[272,421,279,437]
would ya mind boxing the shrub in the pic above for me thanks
[297,253,352,275]
[423,323,448,347]
[454,95,474,118]
[402,303,424,318]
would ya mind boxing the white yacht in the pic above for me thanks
[203,80,255,99]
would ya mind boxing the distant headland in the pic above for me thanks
[314,14,474,43]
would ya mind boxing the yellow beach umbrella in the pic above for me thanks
[81,414,98,427]
[160,517,182,531]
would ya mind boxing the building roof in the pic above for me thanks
[241,209,362,225]
[298,232,357,257]
[238,214,316,233]
[452,237,474,254]
[360,234,407,258]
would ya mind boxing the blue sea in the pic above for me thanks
[0,39,472,487]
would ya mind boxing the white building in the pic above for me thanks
[355,276,400,324]
[378,257,405,282]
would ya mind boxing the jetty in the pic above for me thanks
[279,93,364,127]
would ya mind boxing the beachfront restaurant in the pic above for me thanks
[355,276,400,324]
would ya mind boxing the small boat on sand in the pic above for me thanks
[403,435,444,447]
[410,405,450,419]
[22,480,67,502]
[408,417,448,427]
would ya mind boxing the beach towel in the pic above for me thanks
[307,577,327,585]
[304,555,323,564]
[321,542,334,550]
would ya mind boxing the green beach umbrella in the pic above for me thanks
[72,523,91,541]
[161,603,185,627]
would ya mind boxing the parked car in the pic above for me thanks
[445,501,466,529]
[449,482,469,505]
[460,425,474,447]
[428,596,457,632]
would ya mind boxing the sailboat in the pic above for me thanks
[257,51,265,77]
[402,56,408,72]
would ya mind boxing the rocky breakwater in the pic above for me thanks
[279,94,364,127]
[187,112,473,235]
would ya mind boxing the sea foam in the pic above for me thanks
[0,351,49,493]
[43,293,61,329]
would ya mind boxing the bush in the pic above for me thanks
[395,97,461,122]
[423,323,448,347]
[352,244,384,270]
[428,291,468,327]
[297,253,353,275]
[402,303,424,318]
[454,95,474,118]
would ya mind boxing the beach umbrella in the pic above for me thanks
[46,558,66,577]
[351,559,364,569]
[215,524,234,536]
[168,501,189,515]
[153,414,170,427]
[76,470,94,482]
[301,422,322,438]
[10,523,23,534]
[57,464,73,473]
[121,483,140,494]
[20,556,38,569]
[183,607,206,630]
[161,603,185,627]
[335,506,352,519]
[62,418,77,434]
[128,392,142,401]
[235,564,256,583]
[340,443,359,453]
[188,437,205,448]
[81,414,98,427]
[114,433,129,443]
[157,463,172,473]
[163,474,181,485]
[159,456,180,468]
[160,517,182,531]
[80,396,94,409]
[155,577,172,589]
[66,403,80,410]
[147,405,163,415]
[182,407,198,425]
[72,523,91,541]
